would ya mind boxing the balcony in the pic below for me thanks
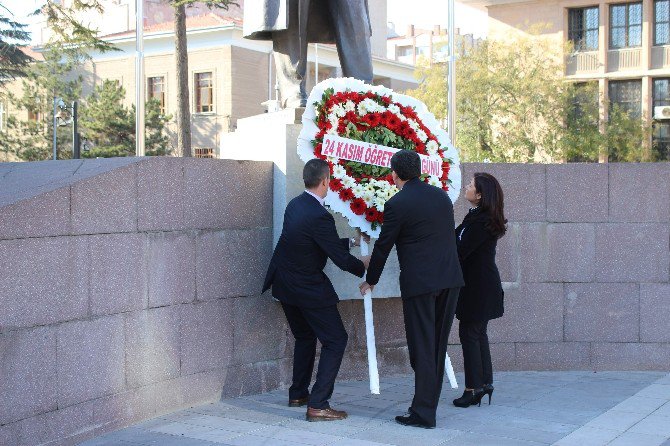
[651,45,670,69]
[566,51,599,75]
[607,48,642,72]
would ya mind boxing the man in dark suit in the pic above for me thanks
[360,150,464,429]
[263,158,368,422]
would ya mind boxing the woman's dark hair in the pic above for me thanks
[474,172,507,238]
[303,158,330,188]
[390,150,420,181]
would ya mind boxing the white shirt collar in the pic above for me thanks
[305,190,325,206]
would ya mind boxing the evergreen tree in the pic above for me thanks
[0,0,117,161]
[79,80,172,158]
[0,4,34,85]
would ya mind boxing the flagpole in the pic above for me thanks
[135,0,145,156]
[448,0,456,143]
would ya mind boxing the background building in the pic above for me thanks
[14,0,417,158]
[461,0,670,159]
[387,24,480,65]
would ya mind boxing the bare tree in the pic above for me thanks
[170,0,236,157]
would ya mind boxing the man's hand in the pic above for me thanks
[359,281,374,296]
[360,255,371,270]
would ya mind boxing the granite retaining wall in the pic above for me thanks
[0,159,668,445]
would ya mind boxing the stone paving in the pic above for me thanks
[81,371,670,446]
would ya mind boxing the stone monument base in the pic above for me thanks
[220,109,401,300]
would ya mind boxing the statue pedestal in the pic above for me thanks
[220,109,401,301]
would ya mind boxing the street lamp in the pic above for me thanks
[52,98,81,160]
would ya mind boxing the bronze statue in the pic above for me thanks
[243,0,374,108]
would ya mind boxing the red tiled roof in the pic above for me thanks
[102,12,241,39]
[19,46,45,61]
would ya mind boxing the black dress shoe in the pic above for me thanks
[453,388,486,408]
[394,413,436,429]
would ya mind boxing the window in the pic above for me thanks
[653,78,670,159]
[194,72,213,113]
[610,2,642,49]
[147,76,166,114]
[397,46,413,57]
[195,147,214,158]
[568,7,599,51]
[416,46,430,56]
[609,79,642,119]
[655,0,670,45]
[28,108,41,122]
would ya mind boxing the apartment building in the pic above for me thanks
[387,24,480,65]
[461,0,670,159]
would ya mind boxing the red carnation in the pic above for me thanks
[350,198,367,215]
[363,113,382,127]
[339,188,355,201]
[330,178,344,191]
[344,111,359,123]
[365,207,380,223]
[384,112,401,129]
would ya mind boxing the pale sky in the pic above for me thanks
[387,0,488,38]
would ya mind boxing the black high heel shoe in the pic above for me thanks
[452,388,485,408]
[483,384,494,405]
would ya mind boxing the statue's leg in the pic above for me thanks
[272,0,309,108]
[327,0,373,84]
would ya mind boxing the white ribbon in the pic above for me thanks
[360,240,380,394]
[359,241,457,392]
[445,351,458,389]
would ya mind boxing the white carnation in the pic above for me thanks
[373,196,386,212]
[387,104,401,115]
[332,165,346,179]
[344,100,356,112]
[426,140,439,156]
[358,98,383,116]
[342,175,356,189]
[331,104,346,118]
[416,129,428,142]
[362,190,375,206]
[352,184,366,197]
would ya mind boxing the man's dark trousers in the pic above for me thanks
[281,302,348,409]
[402,287,460,425]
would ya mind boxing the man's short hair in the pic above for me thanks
[390,150,421,181]
[303,158,330,188]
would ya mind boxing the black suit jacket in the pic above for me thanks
[455,208,504,321]
[366,178,464,298]
[262,192,365,308]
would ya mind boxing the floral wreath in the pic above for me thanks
[297,78,461,238]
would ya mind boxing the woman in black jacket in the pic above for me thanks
[453,172,507,408]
